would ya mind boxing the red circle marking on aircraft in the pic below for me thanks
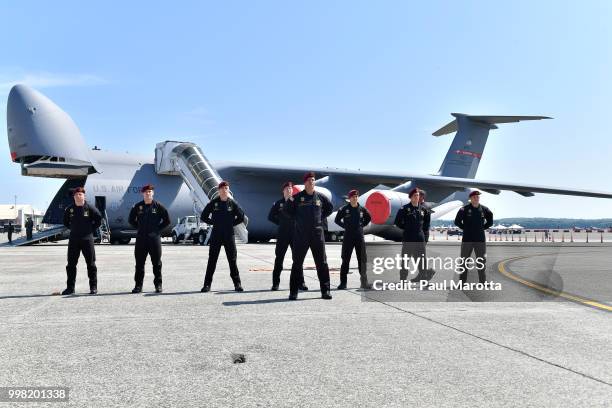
[292,185,303,196]
[365,192,391,225]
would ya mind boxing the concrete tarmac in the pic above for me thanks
[0,242,610,407]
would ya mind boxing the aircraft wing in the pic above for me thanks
[222,162,612,199]
[405,175,612,199]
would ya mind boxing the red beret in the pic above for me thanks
[408,188,420,198]
[303,172,315,182]
[73,187,86,195]
[282,181,293,190]
[469,190,481,198]
[348,189,359,198]
[141,184,154,193]
[218,181,229,189]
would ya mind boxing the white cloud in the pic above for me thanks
[0,71,109,92]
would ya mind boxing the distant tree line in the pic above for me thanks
[432,218,612,229]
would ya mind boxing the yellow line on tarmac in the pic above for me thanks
[497,255,612,313]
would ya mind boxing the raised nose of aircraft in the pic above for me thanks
[6,84,98,174]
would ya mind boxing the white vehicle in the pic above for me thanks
[171,215,209,245]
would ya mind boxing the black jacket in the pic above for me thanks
[63,202,102,240]
[334,203,371,237]
[394,202,428,242]
[268,197,295,236]
[129,200,171,237]
[286,190,333,234]
[421,204,432,242]
[201,197,245,237]
[454,204,493,242]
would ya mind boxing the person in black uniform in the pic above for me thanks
[454,190,493,284]
[418,189,436,281]
[6,221,14,243]
[25,217,34,241]
[286,172,333,300]
[418,190,432,243]
[394,188,428,283]
[268,181,308,291]
[334,189,372,290]
[62,187,102,295]
[128,184,171,293]
[200,181,246,292]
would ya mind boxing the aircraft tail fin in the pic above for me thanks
[433,114,551,179]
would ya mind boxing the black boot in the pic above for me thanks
[360,281,372,290]
[131,286,142,294]
[234,284,244,292]
[321,283,332,299]
[201,285,211,293]
[155,284,163,293]
[61,287,75,295]
[89,286,98,295]
[337,274,347,290]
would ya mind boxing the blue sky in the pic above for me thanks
[1,0,611,219]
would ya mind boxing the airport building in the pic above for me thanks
[0,204,45,233]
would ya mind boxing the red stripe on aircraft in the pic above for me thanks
[455,149,482,159]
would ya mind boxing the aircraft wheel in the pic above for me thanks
[198,230,207,246]
[172,232,179,244]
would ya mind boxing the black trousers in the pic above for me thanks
[66,237,97,289]
[272,233,304,287]
[340,233,368,286]
[290,228,330,295]
[459,242,487,283]
[204,234,241,287]
[134,235,162,287]
[400,241,427,281]
[26,229,33,240]
[7,232,12,243]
